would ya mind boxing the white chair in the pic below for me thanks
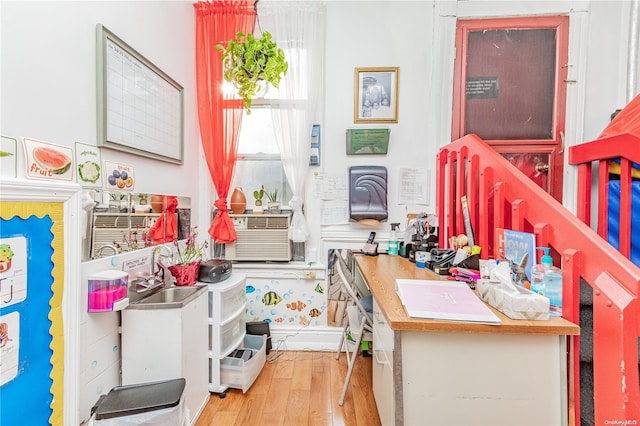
[334,252,373,406]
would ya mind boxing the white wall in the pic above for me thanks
[306,0,634,257]
[0,1,204,423]
[0,0,207,225]
[1,0,635,423]
[311,1,436,258]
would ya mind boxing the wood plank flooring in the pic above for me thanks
[195,350,381,426]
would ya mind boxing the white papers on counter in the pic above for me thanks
[395,279,501,324]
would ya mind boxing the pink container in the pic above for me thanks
[88,270,128,312]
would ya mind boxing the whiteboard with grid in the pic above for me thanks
[97,25,183,164]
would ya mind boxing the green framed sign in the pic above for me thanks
[346,128,390,155]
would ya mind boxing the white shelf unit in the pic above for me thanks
[207,272,248,395]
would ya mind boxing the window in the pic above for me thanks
[231,104,293,209]
[231,42,303,210]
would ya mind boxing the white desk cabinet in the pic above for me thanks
[121,286,209,424]
[372,297,394,426]
[358,254,580,426]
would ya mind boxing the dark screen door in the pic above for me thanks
[452,16,569,201]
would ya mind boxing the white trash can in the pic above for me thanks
[88,378,188,426]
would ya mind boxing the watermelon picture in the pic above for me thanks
[32,146,71,175]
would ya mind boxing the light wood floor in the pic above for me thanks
[195,350,381,426]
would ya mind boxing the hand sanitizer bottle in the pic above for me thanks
[531,247,563,316]
[388,223,400,256]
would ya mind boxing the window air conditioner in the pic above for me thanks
[91,213,159,258]
[226,213,292,261]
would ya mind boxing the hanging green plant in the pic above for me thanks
[216,31,288,113]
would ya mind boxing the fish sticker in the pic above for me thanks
[274,317,285,323]
[262,291,282,305]
[246,285,255,294]
[299,316,310,326]
[309,308,322,318]
[314,283,324,294]
[286,300,306,312]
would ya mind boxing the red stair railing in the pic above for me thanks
[568,132,640,260]
[437,133,640,426]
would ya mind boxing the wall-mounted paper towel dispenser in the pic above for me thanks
[349,165,388,222]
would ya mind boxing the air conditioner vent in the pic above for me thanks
[130,216,148,227]
[226,213,292,261]
[94,214,129,228]
[246,216,289,229]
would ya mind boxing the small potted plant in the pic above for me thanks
[109,192,127,213]
[169,226,208,286]
[253,185,265,214]
[266,188,280,213]
[216,31,288,113]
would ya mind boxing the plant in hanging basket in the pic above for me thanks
[216,31,288,113]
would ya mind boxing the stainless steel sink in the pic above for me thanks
[129,285,207,309]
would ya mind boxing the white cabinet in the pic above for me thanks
[372,296,395,426]
[207,273,248,395]
[121,286,209,425]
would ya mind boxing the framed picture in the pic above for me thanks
[354,67,399,123]
[97,25,184,164]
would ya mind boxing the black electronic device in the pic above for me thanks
[428,248,456,273]
[198,259,232,283]
[362,231,379,256]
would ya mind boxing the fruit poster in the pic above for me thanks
[75,142,102,188]
[22,137,73,181]
[103,160,135,192]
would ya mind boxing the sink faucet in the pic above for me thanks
[95,244,118,258]
[132,274,162,293]
[129,245,175,295]
[152,245,174,286]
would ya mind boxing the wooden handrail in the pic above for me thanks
[437,133,640,426]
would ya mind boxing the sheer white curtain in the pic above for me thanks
[258,1,325,246]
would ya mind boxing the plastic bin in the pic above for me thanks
[210,309,246,357]
[220,334,267,393]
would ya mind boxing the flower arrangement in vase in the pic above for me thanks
[113,225,150,253]
[169,226,208,286]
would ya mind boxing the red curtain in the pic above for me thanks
[194,1,256,243]
[149,196,179,243]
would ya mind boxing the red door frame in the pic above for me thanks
[452,16,569,202]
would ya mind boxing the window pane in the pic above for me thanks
[233,107,293,207]
[231,157,293,207]
[238,108,279,154]
[465,28,556,140]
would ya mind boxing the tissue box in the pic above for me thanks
[476,279,550,320]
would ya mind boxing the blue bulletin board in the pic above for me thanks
[1,203,64,425]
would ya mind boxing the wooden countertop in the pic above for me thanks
[355,254,580,336]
